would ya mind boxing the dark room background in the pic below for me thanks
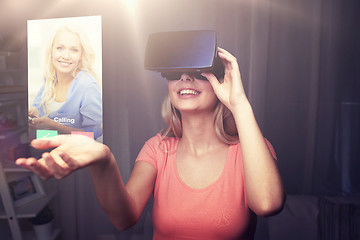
[0,0,359,239]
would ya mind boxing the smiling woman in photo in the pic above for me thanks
[28,24,102,140]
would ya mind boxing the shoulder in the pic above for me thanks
[136,133,178,167]
[144,133,178,153]
[74,71,99,88]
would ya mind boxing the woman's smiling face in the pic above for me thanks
[52,29,82,76]
[168,73,218,113]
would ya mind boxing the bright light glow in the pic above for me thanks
[123,0,137,14]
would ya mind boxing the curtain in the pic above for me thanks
[313,0,360,196]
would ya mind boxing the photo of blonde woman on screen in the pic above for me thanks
[27,16,103,142]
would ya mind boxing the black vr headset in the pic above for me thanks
[144,30,225,81]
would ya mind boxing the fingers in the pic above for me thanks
[16,157,53,180]
[29,107,40,117]
[15,158,33,171]
[218,47,234,57]
[43,152,69,179]
[201,72,220,89]
[218,52,239,71]
[31,139,57,150]
[30,135,65,150]
[217,47,242,86]
[218,47,237,61]
[30,117,41,124]
[217,47,241,73]
[56,151,79,169]
[16,150,78,180]
[43,150,81,179]
[16,135,95,179]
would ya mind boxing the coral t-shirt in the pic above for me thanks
[136,134,277,240]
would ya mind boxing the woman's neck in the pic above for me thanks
[56,72,75,85]
[180,111,227,156]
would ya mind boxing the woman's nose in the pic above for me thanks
[61,50,70,59]
[180,73,193,82]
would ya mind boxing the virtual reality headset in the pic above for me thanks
[144,30,224,81]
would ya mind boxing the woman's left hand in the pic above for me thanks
[16,134,109,179]
[202,47,248,112]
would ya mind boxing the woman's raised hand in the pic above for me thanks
[202,47,248,112]
[16,134,109,179]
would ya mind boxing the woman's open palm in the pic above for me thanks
[16,135,108,179]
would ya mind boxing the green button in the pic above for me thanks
[36,130,58,139]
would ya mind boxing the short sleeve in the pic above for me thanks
[135,135,162,170]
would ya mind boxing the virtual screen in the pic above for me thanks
[27,16,103,142]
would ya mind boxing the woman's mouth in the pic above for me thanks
[58,61,72,66]
[178,89,200,96]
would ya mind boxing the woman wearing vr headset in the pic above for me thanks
[17,47,285,239]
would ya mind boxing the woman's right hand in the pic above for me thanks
[15,135,110,179]
[29,107,40,118]
[28,107,41,130]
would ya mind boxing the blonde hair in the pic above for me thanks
[41,24,97,115]
[160,94,239,145]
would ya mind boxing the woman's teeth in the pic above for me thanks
[59,61,71,66]
[179,89,199,95]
